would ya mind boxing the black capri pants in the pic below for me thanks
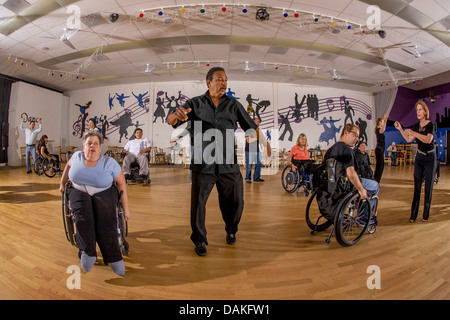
[68,185,122,264]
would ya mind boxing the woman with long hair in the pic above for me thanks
[395,101,436,222]
[286,133,315,173]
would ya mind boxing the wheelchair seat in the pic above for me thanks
[62,181,129,257]
[120,152,151,185]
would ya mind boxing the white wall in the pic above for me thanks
[8,82,64,166]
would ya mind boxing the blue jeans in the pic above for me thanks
[245,151,262,181]
[390,153,397,165]
[26,144,36,172]
[359,178,379,220]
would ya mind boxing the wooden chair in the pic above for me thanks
[56,146,67,163]
[181,147,190,168]
[320,149,327,162]
[66,146,76,160]
[405,144,413,165]
[20,147,26,165]
[369,149,375,165]
[278,148,286,167]
[398,151,406,166]
[236,148,245,167]
[384,153,392,166]
[154,148,166,165]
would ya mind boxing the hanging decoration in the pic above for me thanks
[163,60,227,69]
[137,3,366,32]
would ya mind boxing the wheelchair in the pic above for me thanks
[117,151,151,185]
[61,181,129,257]
[305,159,379,247]
[281,163,313,196]
[33,156,60,178]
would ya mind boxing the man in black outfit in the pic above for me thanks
[324,124,379,220]
[355,141,374,180]
[167,67,271,256]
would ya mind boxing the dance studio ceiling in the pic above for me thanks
[0,0,449,93]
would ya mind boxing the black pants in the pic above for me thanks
[374,146,385,183]
[411,152,436,221]
[68,186,122,264]
[190,169,244,245]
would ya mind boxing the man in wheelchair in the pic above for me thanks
[323,124,379,221]
[122,128,152,184]
[355,141,374,180]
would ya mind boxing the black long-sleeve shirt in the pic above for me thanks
[173,91,257,173]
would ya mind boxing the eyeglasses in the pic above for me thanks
[349,131,359,137]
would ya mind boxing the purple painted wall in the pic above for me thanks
[387,82,450,163]
[390,84,450,128]
[390,87,418,127]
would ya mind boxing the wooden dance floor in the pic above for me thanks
[0,164,448,300]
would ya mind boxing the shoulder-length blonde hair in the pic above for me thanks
[296,133,308,148]
[415,101,429,120]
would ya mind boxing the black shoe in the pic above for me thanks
[254,178,265,182]
[226,233,236,245]
[26,170,32,174]
[245,180,251,184]
[195,242,207,256]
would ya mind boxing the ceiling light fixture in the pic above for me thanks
[256,7,270,21]
[138,4,365,31]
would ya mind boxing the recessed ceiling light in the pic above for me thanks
[40,46,49,51]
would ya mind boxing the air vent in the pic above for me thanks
[230,44,250,52]
[438,15,450,31]
[81,13,108,27]
[2,0,30,14]
[152,46,174,54]
[267,46,288,55]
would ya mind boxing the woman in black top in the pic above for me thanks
[374,113,389,183]
[39,135,60,169]
[395,101,436,222]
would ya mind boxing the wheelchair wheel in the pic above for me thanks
[62,184,77,246]
[281,165,300,193]
[43,158,57,178]
[117,200,129,256]
[33,158,43,175]
[334,191,371,247]
[305,189,333,233]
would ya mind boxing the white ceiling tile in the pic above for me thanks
[409,0,449,22]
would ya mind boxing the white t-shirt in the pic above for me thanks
[124,138,152,156]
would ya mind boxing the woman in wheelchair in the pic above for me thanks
[59,130,130,276]
[38,134,60,171]
[282,133,318,194]
[286,133,315,172]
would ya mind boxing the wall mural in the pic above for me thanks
[72,90,151,143]
[277,94,372,145]
[70,86,372,152]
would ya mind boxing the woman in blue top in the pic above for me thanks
[395,101,436,223]
[59,130,130,276]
